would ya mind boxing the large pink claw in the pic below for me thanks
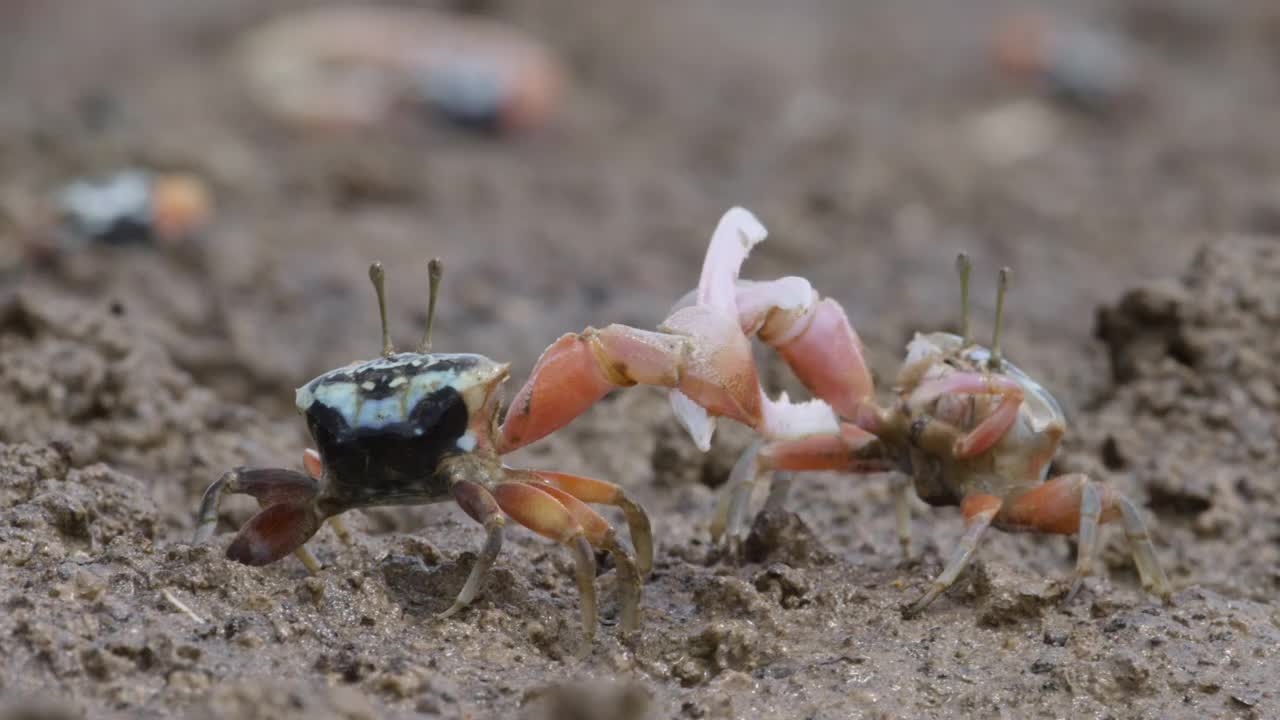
[498,208,780,454]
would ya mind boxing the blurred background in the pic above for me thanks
[3,1,1280,718]
[6,0,1279,404]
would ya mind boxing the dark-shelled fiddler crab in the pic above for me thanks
[691,247,1172,615]
[194,208,833,648]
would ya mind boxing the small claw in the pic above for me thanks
[227,502,323,566]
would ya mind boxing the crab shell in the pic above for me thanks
[896,332,1066,506]
[293,352,509,509]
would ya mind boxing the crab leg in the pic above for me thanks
[522,469,653,576]
[997,474,1171,602]
[1115,495,1173,601]
[906,494,1002,617]
[910,373,1025,459]
[711,424,893,548]
[491,482,598,651]
[891,473,915,557]
[510,472,642,632]
[438,479,505,619]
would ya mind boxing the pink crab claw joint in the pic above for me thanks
[239,5,564,133]
[499,207,830,456]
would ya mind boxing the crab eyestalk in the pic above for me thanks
[418,257,444,353]
[989,266,1010,370]
[369,262,395,357]
[955,252,972,346]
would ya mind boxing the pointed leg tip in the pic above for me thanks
[294,547,323,575]
[436,603,465,620]
[1061,578,1085,608]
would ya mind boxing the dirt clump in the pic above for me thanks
[1093,237,1280,601]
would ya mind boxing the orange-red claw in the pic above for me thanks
[500,333,617,453]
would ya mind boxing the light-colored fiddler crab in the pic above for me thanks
[690,235,1172,616]
[193,209,831,649]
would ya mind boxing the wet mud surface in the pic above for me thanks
[2,2,1280,718]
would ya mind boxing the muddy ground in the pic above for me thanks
[2,1,1280,718]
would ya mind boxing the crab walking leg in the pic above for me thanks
[892,473,914,557]
[511,473,642,632]
[491,482,598,648]
[909,373,1025,459]
[327,517,355,546]
[1068,481,1104,604]
[522,469,653,576]
[711,439,762,545]
[995,474,1171,602]
[1115,495,1173,601]
[763,471,793,512]
[906,494,1002,617]
[712,424,894,546]
[438,480,505,619]
[302,449,354,545]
